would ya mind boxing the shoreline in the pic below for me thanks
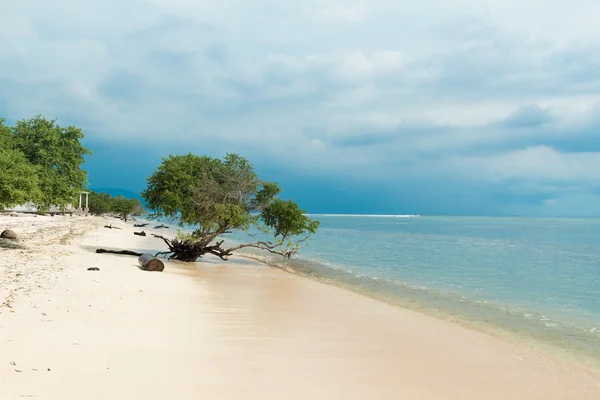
[2,214,600,398]
[238,252,600,374]
[81,215,600,370]
[234,249,600,371]
[132,216,600,371]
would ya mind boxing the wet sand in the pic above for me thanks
[1,215,599,399]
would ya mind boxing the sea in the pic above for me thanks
[223,215,600,365]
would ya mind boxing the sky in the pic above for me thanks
[2,1,600,216]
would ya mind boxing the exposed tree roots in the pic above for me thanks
[152,235,232,262]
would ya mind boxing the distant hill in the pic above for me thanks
[91,187,143,200]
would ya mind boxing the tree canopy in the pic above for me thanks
[0,118,11,144]
[88,191,145,220]
[0,115,91,210]
[0,119,41,208]
[142,153,319,261]
[12,116,91,208]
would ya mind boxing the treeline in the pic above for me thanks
[1,115,142,217]
[1,115,91,209]
[88,191,144,220]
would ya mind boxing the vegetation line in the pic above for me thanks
[1,115,320,262]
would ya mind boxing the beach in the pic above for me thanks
[1,214,600,399]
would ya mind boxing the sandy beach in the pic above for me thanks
[1,215,599,399]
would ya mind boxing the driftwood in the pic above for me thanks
[104,225,121,230]
[133,223,149,228]
[153,224,169,229]
[138,253,165,272]
[96,249,165,272]
[134,231,147,236]
[96,249,143,256]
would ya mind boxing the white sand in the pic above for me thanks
[1,215,600,399]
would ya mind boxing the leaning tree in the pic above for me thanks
[141,153,320,262]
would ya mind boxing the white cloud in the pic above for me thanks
[3,0,600,213]
[317,0,369,21]
[453,146,600,184]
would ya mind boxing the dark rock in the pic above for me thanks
[0,230,17,240]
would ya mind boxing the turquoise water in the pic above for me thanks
[228,216,600,362]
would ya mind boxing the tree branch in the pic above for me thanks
[96,249,143,257]
[224,241,296,259]
[152,234,174,251]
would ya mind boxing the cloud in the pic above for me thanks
[501,105,555,128]
[3,0,600,215]
[455,146,600,183]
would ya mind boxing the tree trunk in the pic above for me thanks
[104,225,121,229]
[138,253,165,271]
[96,249,142,256]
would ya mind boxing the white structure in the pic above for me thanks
[9,202,37,213]
[3,202,76,214]
[78,191,89,212]
[2,192,87,215]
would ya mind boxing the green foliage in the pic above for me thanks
[142,153,211,225]
[88,191,145,219]
[11,115,91,208]
[88,191,113,215]
[112,196,141,220]
[261,199,320,239]
[0,118,11,146]
[0,146,41,209]
[0,119,41,208]
[130,198,145,215]
[143,153,320,260]
[143,153,263,228]
[252,181,281,208]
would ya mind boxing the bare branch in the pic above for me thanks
[224,241,297,259]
